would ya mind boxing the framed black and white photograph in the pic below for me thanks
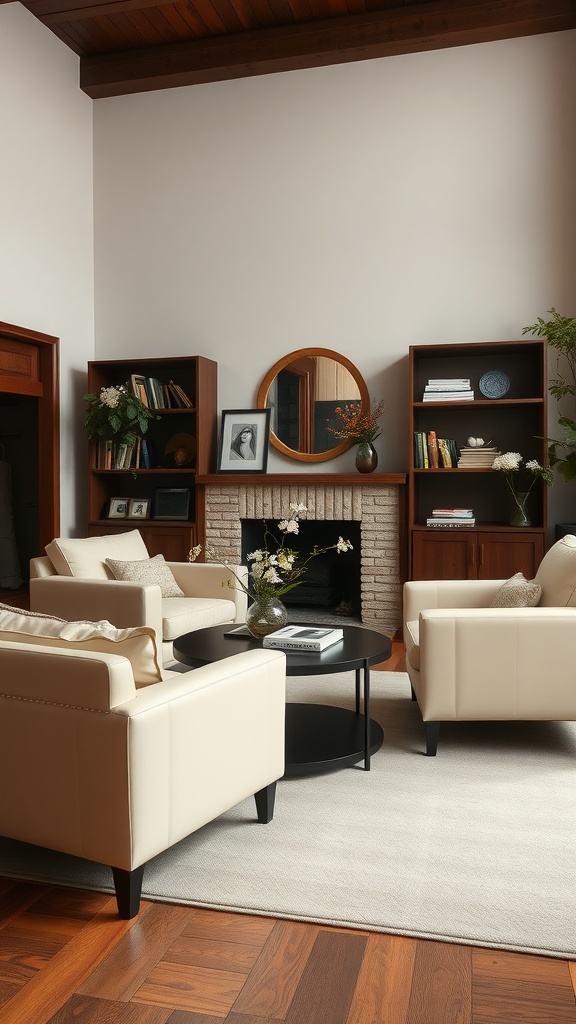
[108,497,128,518]
[154,487,190,520]
[218,409,271,473]
[128,497,151,519]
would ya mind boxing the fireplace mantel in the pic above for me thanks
[201,474,407,634]
[197,473,406,486]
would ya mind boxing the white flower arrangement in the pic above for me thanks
[492,452,553,508]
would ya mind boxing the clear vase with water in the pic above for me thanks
[509,492,531,527]
[245,595,288,639]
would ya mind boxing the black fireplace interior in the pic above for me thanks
[241,519,361,614]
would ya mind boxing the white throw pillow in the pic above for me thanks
[0,602,163,687]
[534,534,576,607]
[105,553,185,598]
[45,530,149,579]
[489,572,541,608]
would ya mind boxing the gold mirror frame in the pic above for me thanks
[256,347,370,464]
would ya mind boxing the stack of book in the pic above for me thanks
[426,508,476,527]
[457,445,500,468]
[422,379,474,401]
[262,626,344,652]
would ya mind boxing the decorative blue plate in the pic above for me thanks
[479,370,510,399]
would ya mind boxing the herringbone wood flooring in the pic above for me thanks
[1,597,575,1022]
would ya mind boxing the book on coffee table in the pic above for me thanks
[263,626,344,652]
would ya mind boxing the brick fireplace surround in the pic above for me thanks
[199,473,406,635]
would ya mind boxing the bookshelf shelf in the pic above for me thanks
[87,355,217,560]
[408,339,548,580]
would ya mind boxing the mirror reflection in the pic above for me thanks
[257,348,369,463]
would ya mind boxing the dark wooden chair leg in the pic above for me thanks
[424,722,440,756]
[254,781,277,823]
[112,864,145,919]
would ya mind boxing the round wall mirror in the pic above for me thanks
[256,348,370,463]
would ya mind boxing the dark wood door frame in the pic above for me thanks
[0,320,60,551]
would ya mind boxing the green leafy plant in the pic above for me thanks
[523,309,576,481]
[84,384,158,445]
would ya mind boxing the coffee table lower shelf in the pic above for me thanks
[284,703,384,776]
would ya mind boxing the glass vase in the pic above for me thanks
[355,442,378,474]
[510,492,531,527]
[245,595,288,639]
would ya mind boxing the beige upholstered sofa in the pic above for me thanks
[29,530,248,666]
[0,605,286,918]
[403,535,576,756]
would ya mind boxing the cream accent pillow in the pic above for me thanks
[45,530,149,579]
[105,553,185,598]
[489,572,541,608]
[0,603,162,687]
[534,534,576,607]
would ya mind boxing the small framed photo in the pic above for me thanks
[218,409,271,473]
[108,497,129,518]
[154,487,190,520]
[128,497,151,519]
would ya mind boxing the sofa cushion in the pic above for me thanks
[534,534,576,607]
[106,553,184,598]
[162,597,238,640]
[489,572,541,608]
[45,530,149,579]
[0,602,162,687]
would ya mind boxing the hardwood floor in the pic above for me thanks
[0,604,574,1021]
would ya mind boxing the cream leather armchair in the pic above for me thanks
[29,530,248,666]
[0,637,286,918]
[403,535,576,756]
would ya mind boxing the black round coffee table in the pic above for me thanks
[173,623,391,775]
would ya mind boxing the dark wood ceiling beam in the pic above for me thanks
[80,0,576,97]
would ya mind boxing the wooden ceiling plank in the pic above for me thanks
[79,0,576,97]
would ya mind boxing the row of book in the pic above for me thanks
[130,374,193,410]
[426,508,476,528]
[94,437,155,470]
[422,378,474,402]
[414,430,460,468]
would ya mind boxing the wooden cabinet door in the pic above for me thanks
[412,531,476,580]
[477,532,545,580]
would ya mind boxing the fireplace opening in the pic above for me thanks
[241,519,361,617]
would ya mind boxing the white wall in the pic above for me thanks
[93,30,576,527]
[0,3,94,535]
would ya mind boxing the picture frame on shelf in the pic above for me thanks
[128,497,151,519]
[218,408,271,473]
[154,488,190,520]
[108,497,129,518]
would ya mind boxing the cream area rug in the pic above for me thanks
[1,671,575,959]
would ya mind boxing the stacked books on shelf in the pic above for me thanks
[426,508,476,527]
[457,445,500,468]
[414,430,460,468]
[262,626,344,652]
[422,378,474,401]
[95,437,155,470]
[130,374,193,410]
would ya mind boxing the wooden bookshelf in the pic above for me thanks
[86,355,217,560]
[408,340,548,580]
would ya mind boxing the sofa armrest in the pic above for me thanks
[168,562,248,622]
[0,640,137,709]
[29,576,164,646]
[403,578,506,644]
[417,606,576,721]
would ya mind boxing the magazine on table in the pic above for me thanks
[262,625,344,652]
